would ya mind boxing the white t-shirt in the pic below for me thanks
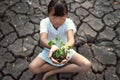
[40,17,76,44]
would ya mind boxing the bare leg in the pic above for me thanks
[42,52,91,80]
[29,57,58,74]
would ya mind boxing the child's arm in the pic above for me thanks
[66,29,75,47]
[40,32,51,49]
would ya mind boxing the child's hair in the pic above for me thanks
[48,0,68,16]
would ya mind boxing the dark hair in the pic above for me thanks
[48,0,68,16]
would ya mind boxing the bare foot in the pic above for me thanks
[42,71,54,80]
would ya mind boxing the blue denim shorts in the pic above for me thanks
[37,48,76,67]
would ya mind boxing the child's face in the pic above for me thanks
[49,9,67,28]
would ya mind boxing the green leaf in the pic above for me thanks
[60,41,65,47]
[55,36,60,41]
[68,46,73,49]
[55,50,61,58]
[48,41,55,46]
[59,50,64,55]
[66,50,70,53]
[54,50,64,58]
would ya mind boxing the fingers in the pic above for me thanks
[60,54,70,64]
[51,57,59,64]
[60,59,67,64]
[49,45,59,57]
[60,55,69,64]
[51,56,67,64]
[50,53,70,64]
[49,45,59,58]
[51,57,69,65]
[66,53,70,60]
[48,51,53,58]
[51,45,59,51]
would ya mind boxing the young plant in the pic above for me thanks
[48,37,72,63]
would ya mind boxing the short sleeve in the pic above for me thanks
[40,18,48,33]
[66,19,76,33]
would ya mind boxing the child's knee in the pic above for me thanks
[83,61,92,71]
[29,63,35,73]
[29,63,39,74]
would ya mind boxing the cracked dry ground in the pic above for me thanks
[0,0,120,80]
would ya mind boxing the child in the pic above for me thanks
[29,0,91,80]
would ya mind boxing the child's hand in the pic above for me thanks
[51,53,70,64]
[51,57,59,64]
[49,45,59,58]
[60,53,70,64]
